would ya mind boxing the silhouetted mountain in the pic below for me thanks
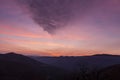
[0,52,46,80]
[0,52,44,68]
[93,54,120,56]
[31,54,120,71]
[0,52,69,80]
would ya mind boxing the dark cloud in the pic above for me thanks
[18,0,74,33]
[17,0,120,34]
[17,0,96,34]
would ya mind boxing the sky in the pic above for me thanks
[0,0,120,56]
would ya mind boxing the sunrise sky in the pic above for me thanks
[0,0,120,56]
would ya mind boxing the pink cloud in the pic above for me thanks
[0,25,52,39]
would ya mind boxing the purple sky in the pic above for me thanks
[0,0,120,56]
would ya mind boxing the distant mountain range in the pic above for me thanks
[31,54,120,71]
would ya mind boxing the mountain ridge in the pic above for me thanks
[31,54,120,71]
